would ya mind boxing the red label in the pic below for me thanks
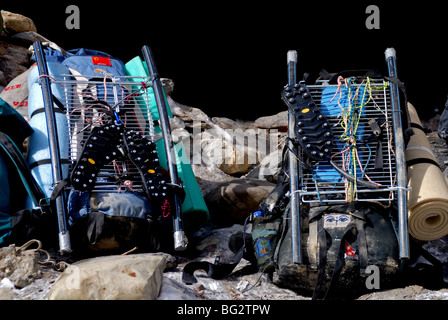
[91,56,112,67]
[345,241,358,259]
[5,84,21,91]
[13,101,28,107]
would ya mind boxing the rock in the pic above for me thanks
[47,253,167,300]
[7,253,41,289]
[10,31,50,45]
[168,95,212,128]
[0,12,5,38]
[245,149,283,182]
[0,278,14,290]
[199,127,271,176]
[254,110,288,131]
[0,41,31,84]
[157,277,201,300]
[357,285,448,300]
[0,245,42,289]
[205,178,275,226]
[199,129,252,175]
[161,78,174,95]
[212,117,240,129]
[1,11,37,34]
[0,287,14,300]
[191,163,234,197]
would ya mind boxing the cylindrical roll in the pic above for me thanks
[406,102,448,241]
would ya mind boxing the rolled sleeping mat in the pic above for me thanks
[26,62,71,208]
[406,102,448,241]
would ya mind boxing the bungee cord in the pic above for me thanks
[313,76,382,203]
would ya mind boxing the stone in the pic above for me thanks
[191,163,234,198]
[200,130,252,175]
[0,41,31,84]
[1,11,37,34]
[199,127,268,176]
[254,110,288,131]
[357,285,448,300]
[168,95,211,127]
[0,245,42,289]
[212,117,240,129]
[0,13,5,38]
[46,253,167,300]
[205,178,275,226]
[161,78,174,95]
[245,150,283,182]
[0,287,14,300]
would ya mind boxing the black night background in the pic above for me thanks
[3,1,445,121]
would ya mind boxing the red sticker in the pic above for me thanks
[91,56,112,67]
[345,241,358,259]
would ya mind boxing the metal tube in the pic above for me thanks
[33,41,71,254]
[287,50,302,264]
[141,45,187,251]
[385,47,409,260]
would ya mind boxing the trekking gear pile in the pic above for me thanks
[182,48,448,299]
[0,41,209,257]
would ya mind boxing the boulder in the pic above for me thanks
[168,95,212,128]
[245,149,283,182]
[1,11,37,34]
[0,41,31,84]
[205,178,275,226]
[47,253,167,300]
[254,110,288,131]
[211,117,240,129]
[0,245,42,289]
[199,129,253,175]
[192,163,234,197]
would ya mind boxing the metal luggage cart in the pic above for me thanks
[284,48,409,263]
[32,42,187,252]
[61,73,157,194]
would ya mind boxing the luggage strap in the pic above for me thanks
[311,209,368,300]
[0,132,51,214]
[182,216,255,284]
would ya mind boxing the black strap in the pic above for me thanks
[166,182,186,203]
[312,217,329,299]
[329,69,383,84]
[86,211,105,245]
[0,132,49,210]
[385,76,415,145]
[182,249,245,285]
[29,158,71,170]
[312,213,368,300]
[406,158,440,168]
[182,219,252,284]
[411,122,425,132]
[29,94,66,119]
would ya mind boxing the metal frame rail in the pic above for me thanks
[33,41,71,254]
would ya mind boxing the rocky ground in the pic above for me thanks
[2,10,448,301]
